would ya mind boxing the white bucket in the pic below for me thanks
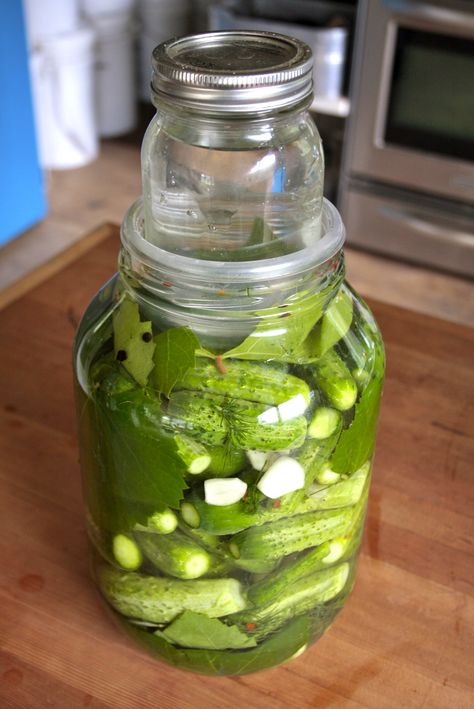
[137,0,191,101]
[23,0,80,44]
[92,12,137,137]
[80,0,135,17]
[29,26,98,169]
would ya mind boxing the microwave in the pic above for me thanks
[339,0,474,276]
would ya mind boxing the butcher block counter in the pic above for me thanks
[0,225,473,709]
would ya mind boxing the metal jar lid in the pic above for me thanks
[151,31,313,114]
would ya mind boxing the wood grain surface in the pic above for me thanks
[0,225,473,709]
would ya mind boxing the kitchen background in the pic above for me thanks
[1,0,473,323]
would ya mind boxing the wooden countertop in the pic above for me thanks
[0,225,473,708]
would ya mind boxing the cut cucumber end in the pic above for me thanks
[315,466,341,485]
[327,379,358,411]
[181,551,211,579]
[321,538,346,564]
[188,454,212,475]
[112,534,143,570]
[180,502,201,529]
[147,509,178,534]
[308,407,341,439]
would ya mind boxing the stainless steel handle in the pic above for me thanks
[380,202,474,250]
[383,0,474,31]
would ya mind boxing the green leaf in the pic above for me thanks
[119,612,311,675]
[113,298,155,387]
[152,327,200,398]
[96,386,188,510]
[155,611,257,650]
[310,286,353,358]
[222,287,331,363]
[331,374,383,474]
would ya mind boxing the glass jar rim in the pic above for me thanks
[121,198,345,288]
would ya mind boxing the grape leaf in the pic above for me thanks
[96,387,188,510]
[120,612,311,675]
[330,374,383,474]
[152,327,200,398]
[155,611,257,650]
[222,287,331,363]
[113,298,155,387]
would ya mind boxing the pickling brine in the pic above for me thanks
[74,31,384,675]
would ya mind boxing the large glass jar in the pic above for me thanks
[74,31,384,676]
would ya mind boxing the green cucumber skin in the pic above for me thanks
[229,507,355,561]
[176,358,310,407]
[230,562,350,642]
[248,539,349,607]
[309,462,370,510]
[314,349,358,411]
[135,530,213,580]
[165,393,227,445]
[165,391,308,451]
[174,434,211,474]
[206,444,247,477]
[98,566,247,623]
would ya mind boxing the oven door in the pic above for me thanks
[346,0,474,204]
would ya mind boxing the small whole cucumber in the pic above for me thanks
[248,538,350,606]
[164,392,227,445]
[229,562,350,642]
[98,566,247,623]
[314,349,358,411]
[228,507,354,561]
[135,530,214,580]
[164,392,308,451]
[176,358,310,408]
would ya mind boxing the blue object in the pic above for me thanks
[0,0,47,246]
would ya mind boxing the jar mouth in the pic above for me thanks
[151,31,313,115]
[121,198,345,288]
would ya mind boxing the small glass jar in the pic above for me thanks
[74,31,384,676]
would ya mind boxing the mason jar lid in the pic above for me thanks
[151,31,313,114]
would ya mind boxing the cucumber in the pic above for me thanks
[165,392,227,445]
[112,534,143,571]
[134,507,178,534]
[229,562,350,642]
[248,538,350,606]
[229,507,354,561]
[207,444,247,477]
[186,494,258,536]
[308,407,342,439]
[176,358,310,407]
[308,462,370,509]
[314,349,358,411]
[174,434,211,474]
[165,391,308,451]
[98,566,247,623]
[135,530,213,579]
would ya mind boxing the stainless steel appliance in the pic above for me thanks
[339,0,474,276]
